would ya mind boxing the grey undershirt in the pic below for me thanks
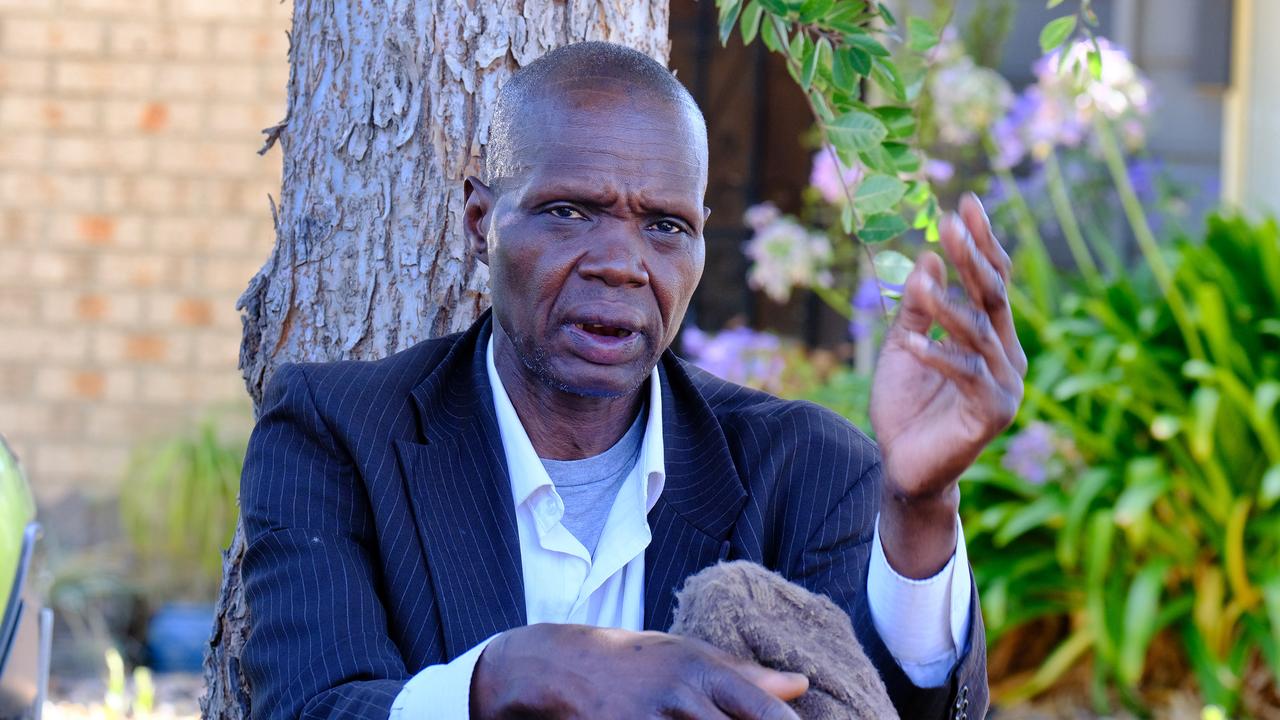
[539,406,646,556]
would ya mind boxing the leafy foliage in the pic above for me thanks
[963,215,1280,713]
[119,420,244,604]
[716,0,941,243]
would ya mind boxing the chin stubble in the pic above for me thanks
[512,327,653,399]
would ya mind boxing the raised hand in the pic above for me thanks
[869,194,1027,578]
[471,623,808,720]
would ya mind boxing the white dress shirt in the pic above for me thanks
[390,340,972,718]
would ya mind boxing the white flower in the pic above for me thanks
[742,208,833,303]
[929,55,1014,146]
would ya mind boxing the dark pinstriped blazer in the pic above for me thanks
[239,311,987,720]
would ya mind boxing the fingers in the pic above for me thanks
[941,195,1028,377]
[704,667,804,720]
[732,662,809,702]
[915,272,1016,388]
[894,251,947,335]
[959,193,1011,283]
[902,332,989,390]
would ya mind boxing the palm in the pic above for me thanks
[871,333,993,496]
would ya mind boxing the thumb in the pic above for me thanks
[735,663,809,701]
[894,251,945,336]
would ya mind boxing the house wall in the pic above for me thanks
[1223,0,1280,216]
[0,0,290,536]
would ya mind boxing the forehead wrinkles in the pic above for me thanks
[489,89,706,184]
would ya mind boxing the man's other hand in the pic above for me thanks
[470,623,808,719]
[870,193,1027,579]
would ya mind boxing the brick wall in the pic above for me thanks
[0,0,291,533]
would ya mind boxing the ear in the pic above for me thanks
[463,176,495,265]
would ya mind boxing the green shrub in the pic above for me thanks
[962,214,1280,712]
[119,420,244,604]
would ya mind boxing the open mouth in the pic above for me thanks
[574,322,633,338]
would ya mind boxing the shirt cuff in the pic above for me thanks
[389,635,498,720]
[866,513,973,688]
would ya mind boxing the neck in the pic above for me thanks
[492,324,645,461]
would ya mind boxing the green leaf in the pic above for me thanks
[873,249,914,286]
[1039,15,1077,54]
[906,17,939,52]
[796,0,833,22]
[1053,372,1113,400]
[757,0,789,14]
[739,1,764,45]
[856,143,896,175]
[859,213,908,242]
[853,174,907,216]
[760,14,782,51]
[1119,561,1171,687]
[839,203,855,234]
[788,28,807,63]
[847,45,871,75]
[869,58,906,101]
[826,109,888,153]
[1261,464,1280,509]
[801,36,828,91]
[844,30,890,57]
[832,47,857,91]
[1190,386,1220,461]
[718,0,744,45]
[872,106,915,138]
[1087,46,1102,79]
[884,142,920,173]
[994,495,1062,546]
[1047,0,1067,7]
[825,3,870,34]
[876,1,896,27]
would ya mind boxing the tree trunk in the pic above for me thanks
[200,1,669,716]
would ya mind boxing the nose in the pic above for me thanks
[576,222,649,288]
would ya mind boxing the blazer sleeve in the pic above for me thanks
[783,414,989,720]
[239,363,410,720]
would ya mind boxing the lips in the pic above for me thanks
[561,312,646,365]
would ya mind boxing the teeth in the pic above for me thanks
[575,322,632,338]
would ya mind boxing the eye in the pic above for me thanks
[547,206,585,220]
[650,219,686,235]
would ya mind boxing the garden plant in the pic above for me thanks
[690,0,1280,715]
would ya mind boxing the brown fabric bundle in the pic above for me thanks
[669,561,899,720]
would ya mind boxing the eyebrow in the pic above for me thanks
[521,182,700,219]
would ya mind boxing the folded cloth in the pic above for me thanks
[669,561,898,720]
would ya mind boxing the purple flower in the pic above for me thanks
[681,326,786,391]
[1126,157,1161,201]
[1001,422,1056,485]
[849,278,899,341]
[809,147,864,205]
[924,159,955,182]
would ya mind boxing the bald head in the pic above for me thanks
[483,41,708,188]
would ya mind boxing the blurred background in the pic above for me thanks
[1,0,1277,717]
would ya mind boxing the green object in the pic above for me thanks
[0,436,35,607]
[119,420,243,604]
[961,213,1280,713]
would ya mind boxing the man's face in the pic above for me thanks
[466,87,708,398]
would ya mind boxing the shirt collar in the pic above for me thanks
[485,336,666,513]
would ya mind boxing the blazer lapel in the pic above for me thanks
[395,313,527,660]
[644,357,748,631]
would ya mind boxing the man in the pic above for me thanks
[239,41,1025,720]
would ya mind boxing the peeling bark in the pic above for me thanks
[201,1,669,716]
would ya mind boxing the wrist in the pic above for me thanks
[878,480,959,579]
[469,632,508,719]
